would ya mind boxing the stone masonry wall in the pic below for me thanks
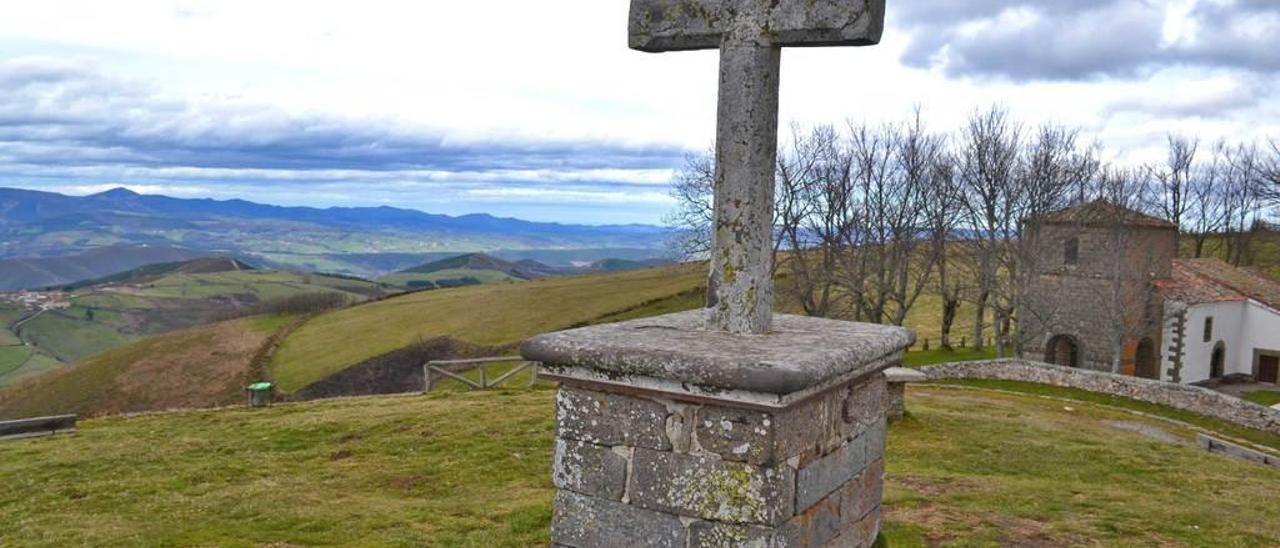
[551,374,889,547]
[920,359,1280,435]
[1018,222,1175,373]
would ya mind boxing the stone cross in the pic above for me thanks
[630,0,885,334]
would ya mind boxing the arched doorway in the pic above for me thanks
[1135,338,1158,380]
[1045,335,1081,368]
[1210,342,1226,379]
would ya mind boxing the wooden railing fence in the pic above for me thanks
[423,357,538,392]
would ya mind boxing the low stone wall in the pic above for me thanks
[920,359,1280,436]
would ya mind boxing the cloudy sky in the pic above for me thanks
[1,0,1277,224]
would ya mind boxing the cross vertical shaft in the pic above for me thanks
[629,0,885,335]
[707,43,780,334]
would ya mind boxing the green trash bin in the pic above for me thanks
[246,382,273,408]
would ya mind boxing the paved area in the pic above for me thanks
[1212,381,1279,399]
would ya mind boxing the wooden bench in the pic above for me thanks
[0,415,77,441]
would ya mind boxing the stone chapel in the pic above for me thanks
[1018,200,1280,385]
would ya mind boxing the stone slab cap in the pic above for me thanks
[629,0,886,52]
[883,367,927,384]
[522,311,914,398]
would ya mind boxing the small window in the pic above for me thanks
[1203,317,1214,343]
[1064,238,1079,266]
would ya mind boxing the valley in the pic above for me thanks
[0,259,396,389]
[0,187,669,288]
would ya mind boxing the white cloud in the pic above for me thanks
[0,0,1277,224]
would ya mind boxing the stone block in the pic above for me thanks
[696,405,776,465]
[552,438,629,501]
[863,418,886,464]
[775,374,887,466]
[886,382,907,422]
[687,521,779,548]
[629,447,795,525]
[825,509,880,547]
[843,374,888,434]
[796,434,868,510]
[524,311,914,397]
[805,483,846,546]
[556,386,671,451]
[844,459,884,525]
[552,490,687,548]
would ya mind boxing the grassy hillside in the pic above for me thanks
[0,316,287,420]
[57,257,256,290]
[1,386,1276,546]
[378,253,574,289]
[271,262,706,393]
[0,268,392,388]
[379,268,518,289]
[21,310,134,362]
[276,258,989,394]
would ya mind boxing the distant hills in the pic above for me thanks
[380,252,672,289]
[60,257,256,290]
[0,246,217,291]
[0,186,670,286]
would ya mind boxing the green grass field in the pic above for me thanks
[379,269,518,288]
[1243,390,1280,407]
[1,386,1276,546]
[0,308,23,346]
[0,345,35,377]
[132,271,383,301]
[271,263,707,393]
[0,349,63,389]
[937,378,1280,451]
[21,310,135,363]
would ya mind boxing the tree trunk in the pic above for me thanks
[972,290,988,352]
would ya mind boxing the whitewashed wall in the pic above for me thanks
[1163,301,1245,383]
[1241,301,1280,376]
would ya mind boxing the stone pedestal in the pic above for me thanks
[521,311,914,548]
[883,368,928,423]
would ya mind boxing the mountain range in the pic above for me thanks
[0,187,670,288]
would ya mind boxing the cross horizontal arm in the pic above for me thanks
[629,0,885,52]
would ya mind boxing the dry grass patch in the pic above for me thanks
[0,316,287,419]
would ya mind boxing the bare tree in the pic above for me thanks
[880,111,948,326]
[1151,134,1199,227]
[663,151,715,259]
[776,125,847,317]
[1184,144,1227,258]
[1221,144,1263,266]
[1261,139,1280,202]
[955,106,1021,354]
